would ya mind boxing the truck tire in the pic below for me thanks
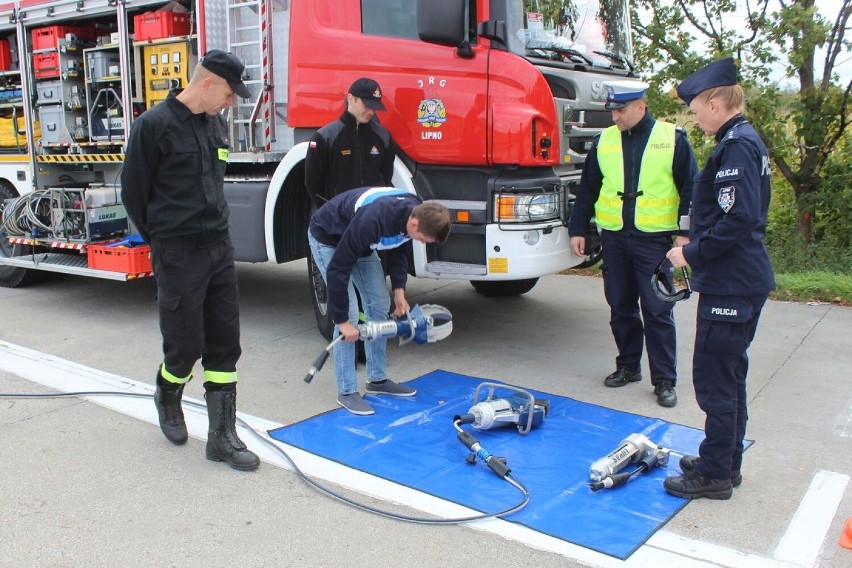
[308,248,334,340]
[307,248,368,364]
[0,182,44,288]
[470,278,539,297]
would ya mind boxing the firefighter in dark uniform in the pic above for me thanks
[664,58,775,500]
[305,78,397,361]
[121,50,259,471]
[305,77,396,209]
[569,80,697,407]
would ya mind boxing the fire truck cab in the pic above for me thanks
[0,0,638,334]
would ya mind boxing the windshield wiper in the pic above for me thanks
[526,46,595,67]
[592,50,634,72]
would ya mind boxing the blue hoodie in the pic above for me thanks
[309,186,422,323]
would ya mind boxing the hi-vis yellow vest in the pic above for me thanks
[594,121,679,232]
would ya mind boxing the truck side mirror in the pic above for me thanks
[417,0,466,48]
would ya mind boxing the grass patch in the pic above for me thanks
[771,271,852,305]
[561,267,852,306]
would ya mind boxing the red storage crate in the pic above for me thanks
[0,39,11,71]
[34,52,60,79]
[32,26,94,51]
[134,12,192,41]
[87,244,153,274]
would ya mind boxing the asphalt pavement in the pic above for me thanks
[1,260,850,567]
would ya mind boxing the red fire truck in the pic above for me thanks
[0,0,638,334]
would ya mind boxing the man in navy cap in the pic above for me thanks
[305,78,399,366]
[663,58,774,500]
[569,79,697,407]
[305,77,396,209]
[122,50,260,471]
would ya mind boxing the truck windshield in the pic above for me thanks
[507,1,633,69]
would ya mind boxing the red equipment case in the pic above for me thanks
[133,12,192,41]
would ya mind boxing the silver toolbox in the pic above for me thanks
[36,80,85,107]
[86,51,120,82]
[38,105,87,144]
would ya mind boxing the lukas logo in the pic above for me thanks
[716,168,739,179]
[711,307,738,316]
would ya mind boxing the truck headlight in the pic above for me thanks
[495,192,560,223]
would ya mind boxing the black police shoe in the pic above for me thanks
[664,470,733,500]
[680,455,742,487]
[603,367,642,388]
[654,381,677,407]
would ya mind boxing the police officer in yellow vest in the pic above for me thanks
[569,80,697,407]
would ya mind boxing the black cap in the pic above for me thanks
[200,49,251,99]
[348,77,386,111]
[677,57,739,106]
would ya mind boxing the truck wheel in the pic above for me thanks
[308,248,334,340]
[470,278,539,297]
[0,182,43,288]
[307,248,367,363]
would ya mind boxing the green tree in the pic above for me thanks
[631,0,851,244]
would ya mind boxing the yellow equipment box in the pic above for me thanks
[143,41,194,109]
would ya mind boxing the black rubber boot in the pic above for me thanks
[154,371,188,445]
[204,384,260,471]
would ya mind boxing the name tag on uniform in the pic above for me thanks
[218,148,229,162]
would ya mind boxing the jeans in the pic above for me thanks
[308,229,390,395]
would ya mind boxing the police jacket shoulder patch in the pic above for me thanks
[717,186,735,212]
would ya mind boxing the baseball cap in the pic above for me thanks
[199,50,251,99]
[603,80,650,110]
[348,78,386,111]
[676,57,739,106]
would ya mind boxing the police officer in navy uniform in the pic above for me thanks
[122,50,260,471]
[569,80,697,407]
[664,58,775,499]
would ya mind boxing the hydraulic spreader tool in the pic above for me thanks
[303,304,453,383]
[453,383,549,479]
[588,433,671,491]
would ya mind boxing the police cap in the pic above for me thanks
[677,57,738,106]
[602,80,649,110]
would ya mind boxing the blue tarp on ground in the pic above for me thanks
[269,370,711,559]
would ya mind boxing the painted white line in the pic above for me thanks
[774,470,850,567]
[0,340,823,568]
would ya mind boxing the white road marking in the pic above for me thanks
[774,470,850,566]
[0,340,841,568]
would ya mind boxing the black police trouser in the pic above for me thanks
[600,231,677,384]
[151,238,241,381]
[692,293,767,480]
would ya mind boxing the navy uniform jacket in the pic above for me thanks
[305,110,396,209]
[309,187,420,324]
[121,92,230,247]
[568,110,696,237]
[683,115,775,295]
